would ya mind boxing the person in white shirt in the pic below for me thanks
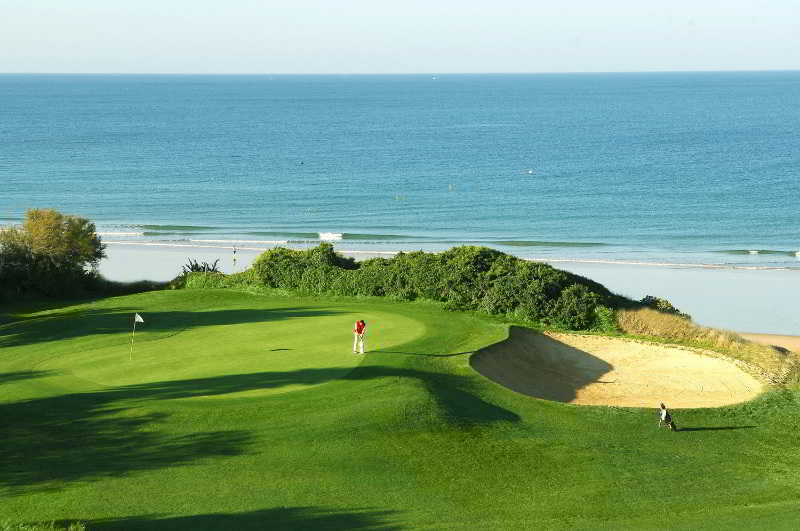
[658,403,677,431]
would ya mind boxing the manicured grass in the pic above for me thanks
[2,289,800,529]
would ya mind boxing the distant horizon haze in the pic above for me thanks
[1,1,798,74]
[2,69,799,75]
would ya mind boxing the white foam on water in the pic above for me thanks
[748,250,759,255]
[97,232,144,236]
[319,232,343,241]
[533,257,795,271]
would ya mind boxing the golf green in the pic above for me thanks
[28,290,424,399]
[2,289,800,530]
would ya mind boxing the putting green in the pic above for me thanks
[32,290,425,399]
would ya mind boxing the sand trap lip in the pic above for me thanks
[470,327,763,408]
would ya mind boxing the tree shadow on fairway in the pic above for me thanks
[83,506,401,530]
[0,370,55,385]
[354,365,520,427]
[0,360,515,492]
[105,364,519,426]
[0,298,104,326]
[0,390,253,495]
[0,306,343,349]
[379,350,475,357]
[678,426,757,432]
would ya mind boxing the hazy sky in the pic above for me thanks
[1,0,798,73]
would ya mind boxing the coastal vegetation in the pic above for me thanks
[182,243,626,331]
[0,209,165,302]
[0,209,105,298]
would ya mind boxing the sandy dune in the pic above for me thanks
[470,327,762,408]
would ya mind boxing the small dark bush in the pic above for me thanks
[640,295,690,319]
[182,258,220,274]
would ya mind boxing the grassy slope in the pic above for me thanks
[2,289,800,530]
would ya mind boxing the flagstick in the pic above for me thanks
[130,319,137,361]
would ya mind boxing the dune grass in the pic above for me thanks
[2,289,800,529]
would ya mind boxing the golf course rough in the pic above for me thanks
[3,289,800,530]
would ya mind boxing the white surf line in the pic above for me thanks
[532,257,796,271]
[103,241,797,270]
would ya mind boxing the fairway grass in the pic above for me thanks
[2,289,800,529]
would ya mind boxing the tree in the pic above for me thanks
[0,209,106,296]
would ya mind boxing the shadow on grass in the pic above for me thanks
[0,298,104,326]
[378,350,475,357]
[83,506,401,530]
[0,306,343,349]
[678,426,757,432]
[106,364,520,426]
[1,390,253,495]
[1,362,517,492]
[0,370,55,385]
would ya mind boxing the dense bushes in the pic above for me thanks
[0,209,106,299]
[190,243,628,330]
[0,209,166,301]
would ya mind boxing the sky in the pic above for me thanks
[1,0,798,74]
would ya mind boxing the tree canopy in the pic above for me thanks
[0,209,106,297]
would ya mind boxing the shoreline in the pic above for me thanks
[99,242,800,336]
[102,241,800,272]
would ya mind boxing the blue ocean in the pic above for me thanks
[1,72,799,269]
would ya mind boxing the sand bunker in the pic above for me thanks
[470,327,762,408]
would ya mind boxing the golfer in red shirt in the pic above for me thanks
[353,320,367,354]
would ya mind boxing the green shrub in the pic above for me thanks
[547,284,600,329]
[186,243,627,331]
[640,295,690,319]
[592,305,618,333]
[0,209,106,298]
[182,258,220,274]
